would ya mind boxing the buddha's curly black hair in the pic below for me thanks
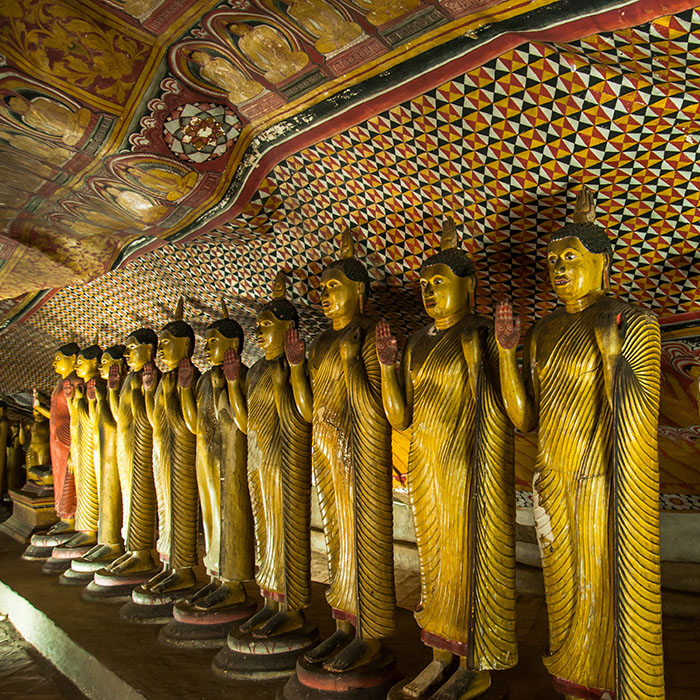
[326,258,371,300]
[127,328,158,355]
[207,318,244,353]
[260,298,299,327]
[104,344,126,360]
[549,222,613,271]
[420,248,476,281]
[79,343,103,361]
[57,342,80,357]
[162,320,195,354]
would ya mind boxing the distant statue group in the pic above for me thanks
[12,190,665,700]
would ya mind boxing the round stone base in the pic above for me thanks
[81,580,135,604]
[51,544,92,561]
[58,566,94,585]
[41,557,72,575]
[21,544,53,561]
[212,620,319,681]
[93,567,159,588]
[278,648,399,700]
[31,530,75,548]
[120,600,175,625]
[387,673,508,700]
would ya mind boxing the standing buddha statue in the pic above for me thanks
[23,393,52,491]
[73,345,127,578]
[137,300,199,601]
[57,341,103,570]
[89,329,161,600]
[494,189,664,700]
[285,230,396,681]
[213,273,315,679]
[378,219,516,700]
[160,301,255,646]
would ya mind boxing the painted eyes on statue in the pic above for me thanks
[548,250,579,266]
[420,276,446,288]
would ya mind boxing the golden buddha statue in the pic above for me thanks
[378,219,516,700]
[5,95,90,147]
[140,300,199,596]
[6,423,25,493]
[99,329,160,582]
[351,0,420,26]
[282,0,363,54]
[171,301,255,622]
[0,401,9,497]
[225,273,312,638]
[286,230,396,672]
[186,50,263,106]
[76,345,127,571]
[23,393,53,491]
[60,342,103,553]
[227,23,309,84]
[495,189,664,700]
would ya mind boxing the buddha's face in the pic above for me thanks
[319,268,363,321]
[52,351,76,379]
[547,236,605,304]
[420,263,474,320]
[158,330,190,370]
[124,336,153,372]
[75,353,99,380]
[255,310,290,357]
[99,352,123,381]
[204,329,236,366]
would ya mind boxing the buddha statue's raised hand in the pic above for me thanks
[223,347,241,382]
[142,361,156,391]
[495,299,520,351]
[376,321,398,366]
[108,364,121,391]
[63,379,74,399]
[285,328,305,366]
[178,357,195,389]
[86,378,96,401]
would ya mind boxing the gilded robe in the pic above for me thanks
[309,317,395,638]
[403,318,516,667]
[50,377,77,519]
[527,298,663,699]
[247,358,312,609]
[73,394,99,533]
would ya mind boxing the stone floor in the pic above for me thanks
[0,615,86,699]
[0,533,698,699]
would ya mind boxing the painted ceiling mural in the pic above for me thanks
[0,3,698,508]
[0,0,697,327]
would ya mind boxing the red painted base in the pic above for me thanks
[278,647,399,700]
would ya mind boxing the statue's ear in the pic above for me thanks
[358,281,366,299]
[232,338,240,354]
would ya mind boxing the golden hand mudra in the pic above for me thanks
[495,190,664,700]
[286,230,396,672]
[226,273,312,638]
[378,219,516,700]
[178,306,254,612]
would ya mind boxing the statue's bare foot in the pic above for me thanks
[142,565,169,590]
[197,582,246,610]
[189,580,220,604]
[252,610,304,638]
[111,551,157,575]
[429,668,490,700]
[304,628,350,665]
[47,519,74,536]
[402,659,453,698]
[105,552,131,572]
[82,543,123,563]
[63,531,97,548]
[239,606,276,633]
[149,567,196,594]
[323,637,381,672]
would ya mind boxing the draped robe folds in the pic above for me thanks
[73,395,100,533]
[117,371,158,552]
[194,368,254,582]
[529,298,663,699]
[93,391,121,546]
[152,370,199,568]
[247,359,312,609]
[405,319,516,668]
[309,318,395,638]
[50,377,77,519]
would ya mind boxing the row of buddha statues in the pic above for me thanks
[13,190,665,700]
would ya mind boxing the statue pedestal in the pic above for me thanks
[278,648,399,700]
[212,619,319,680]
[0,488,57,549]
[42,542,92,576]
[158,598,257,649]
[119,583,198,625]
[82,564,160,604]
